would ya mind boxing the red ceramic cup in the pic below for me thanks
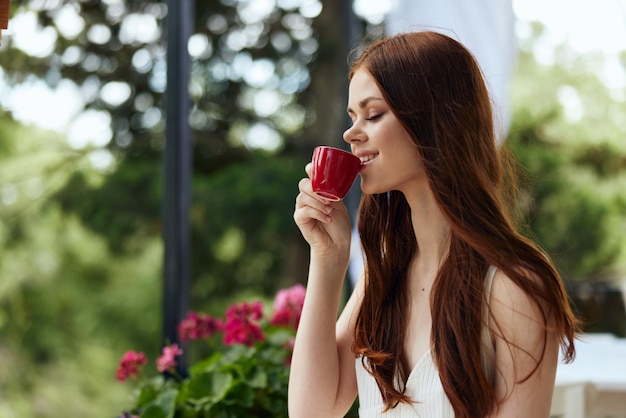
[311,146,361,201]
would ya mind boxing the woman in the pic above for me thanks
[289,31,579,418]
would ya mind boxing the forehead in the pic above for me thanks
[348,69,384,104]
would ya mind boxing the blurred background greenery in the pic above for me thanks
[0,0,625,416]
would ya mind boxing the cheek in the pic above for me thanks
[392,145,424,178]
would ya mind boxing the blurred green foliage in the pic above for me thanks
[509,35,626,280]
[0,121,162,414]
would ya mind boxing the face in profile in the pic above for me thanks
[344,69,426,196]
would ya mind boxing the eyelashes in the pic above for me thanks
[347,111,385,125]
[365,112,384,122]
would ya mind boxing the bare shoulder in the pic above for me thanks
[489,268,546,329]
[489,267,553,360]
[488,268,560,416]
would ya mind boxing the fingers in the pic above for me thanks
[293,165,353,254]
[304,162,312,177]
[294,178,332,224]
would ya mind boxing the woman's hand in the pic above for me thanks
[293,163,353,262]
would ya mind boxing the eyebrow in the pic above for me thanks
[347,96,384,113]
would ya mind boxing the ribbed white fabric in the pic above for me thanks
[355,266,497,417]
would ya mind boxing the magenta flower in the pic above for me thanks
[156,343,183,373]
[116,350,148,382]
[223,319,265,347]
[223,301,265,347]
[225,301,264,322]
[178,312,223,343]
[270,284,305,330]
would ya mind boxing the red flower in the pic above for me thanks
[223,301,265,347]
[223,319,265,347]
[116,350,148,382]
[270,284,305,330]
[156,343,183,373]
[178,312,222,343]
[225,301,264,322]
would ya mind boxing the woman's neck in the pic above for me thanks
[403,185,451,272]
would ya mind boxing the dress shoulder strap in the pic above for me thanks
[481,265,498,385]
[485,265,497,301]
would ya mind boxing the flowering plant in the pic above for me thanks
[116,284,305,418]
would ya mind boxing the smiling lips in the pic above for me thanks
[359,154,378,164]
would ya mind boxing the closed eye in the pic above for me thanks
[366,112,384,122]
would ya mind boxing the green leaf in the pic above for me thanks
[187,370,234,406]
[136,377,166,407]
[140,405,167,418]
[153,388,178,418]
[190,351,222,374]
[246,367,268,389]
[221,344,253,364]
[222,381,255,408]
[265,327,294,345]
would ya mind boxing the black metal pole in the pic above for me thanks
[162,0,193,376]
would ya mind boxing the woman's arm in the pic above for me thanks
[288,167,361,418]
[489,270,560,417]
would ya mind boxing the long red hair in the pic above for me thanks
[351,31,578,417]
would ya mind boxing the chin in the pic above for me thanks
[359,177,392,196]
[360,184,385,196]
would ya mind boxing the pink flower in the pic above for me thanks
[270,284,306,330]
[156,343,183,373]
[178,312,222,343]
[223,301,265,347]
[273,284,306,312]
[116,350,148,382]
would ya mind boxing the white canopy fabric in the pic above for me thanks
[385,0,517,143]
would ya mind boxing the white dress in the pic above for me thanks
[355,266,497,417]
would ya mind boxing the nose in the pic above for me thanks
[343,123,365,145]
